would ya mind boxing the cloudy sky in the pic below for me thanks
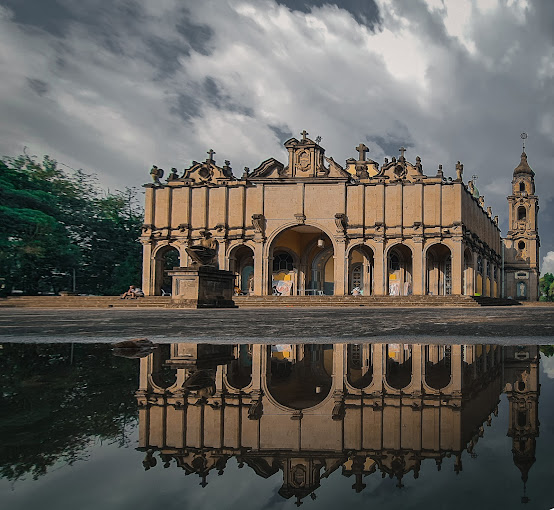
[1,0,553,268]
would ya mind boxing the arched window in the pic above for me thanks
[389,253,400,271]
[518,241,525,250]
[519,182,525,192]
[477,256,483,274]
[273,252,294,271]
[517,206,526,221]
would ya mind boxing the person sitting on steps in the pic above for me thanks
[121,285,144,299]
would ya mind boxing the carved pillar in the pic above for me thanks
[450,345,463,392]
[251,344,264,391]
[333,238,347,296]
[451,239,463,295]
[253,242,264,296]
[142,241,154,296]
[373,240,385,295]
[411,345,423,391]
[412,239,424,295]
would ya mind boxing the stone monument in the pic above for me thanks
[167,231,236,308]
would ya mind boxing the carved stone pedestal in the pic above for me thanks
[167,266,237,308]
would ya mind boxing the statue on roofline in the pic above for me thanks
[150,165,164,184]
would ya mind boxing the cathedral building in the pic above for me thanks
[141,132,539,300]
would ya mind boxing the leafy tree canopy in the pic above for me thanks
[0,152,143,295]
[539,273,554,302]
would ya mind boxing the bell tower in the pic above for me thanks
[504,134,540,300]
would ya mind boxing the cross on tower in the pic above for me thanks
[301,130,309,141]
[206,149,216,162]
[399,147,407,159]
[356,143,369,161]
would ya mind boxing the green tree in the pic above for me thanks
[0,153,143,295]
[0,343,139,481]
[539,273,554,301]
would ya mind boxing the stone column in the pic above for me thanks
[451,239,463,295]
[253,242,264,296]
[412,240,424,295]
[373,240,385,295]
[333,239,347,296]
[450,345,463,392]
[141,241,154,296]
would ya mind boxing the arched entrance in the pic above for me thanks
[386,344,412,389]
[425,345,451,390]
[425,243,452,295]
[267,344,332,409]
[269,225,333,295]
[348,245,374,295]
[229,245,254,295]
[387,244,412,296]
[153,245,180,295]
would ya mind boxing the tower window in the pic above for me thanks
[519,182,525,192]
[517,206,526,221]
[518,241,525,250]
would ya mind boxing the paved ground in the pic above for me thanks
[0,307,553,343]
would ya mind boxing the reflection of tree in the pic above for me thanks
[539,345,554,357]
[0,343,138,481]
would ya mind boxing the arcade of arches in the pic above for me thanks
[141,134,539,299]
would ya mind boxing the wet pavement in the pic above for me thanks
[0,306,553,342]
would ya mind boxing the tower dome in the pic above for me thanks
[513,151,535,177]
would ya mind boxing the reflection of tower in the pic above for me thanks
[504,135,540,300]
[503,346,540,504]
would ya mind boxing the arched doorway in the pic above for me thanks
[348,245,374,295]
[269,225,334,295]
[425,345,451,390]
[387,245,412,296]
[267,344,332,409]
[386,344,412,389]
[347,344,373,388]
[229,245,254,295]
[153,245,180,295]
[425,243,452,295]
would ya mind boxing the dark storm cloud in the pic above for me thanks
[26,78,49,96]
[171,92,202,122]
[367,124,414,159]
[268,125,294,144]
[275,0,381,28]
[203,77,254,117]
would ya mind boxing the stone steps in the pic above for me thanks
[0,295,520,309]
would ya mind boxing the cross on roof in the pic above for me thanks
[206,149,216,162]
[356,143,369,161]
[399,147,407,159]
[301,130,309,141]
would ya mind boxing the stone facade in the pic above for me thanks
[136,342,539,504]
[141,134,539,299]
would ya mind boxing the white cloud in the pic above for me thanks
[542,251,554,275]
[542,354,554,379]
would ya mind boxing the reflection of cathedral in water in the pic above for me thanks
[136,343,539,506]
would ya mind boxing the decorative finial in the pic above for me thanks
[521,132,527,152]
[300,129,308,141]
[315,135,322,144]
[399,146,407,159]
[206,149,216,162]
